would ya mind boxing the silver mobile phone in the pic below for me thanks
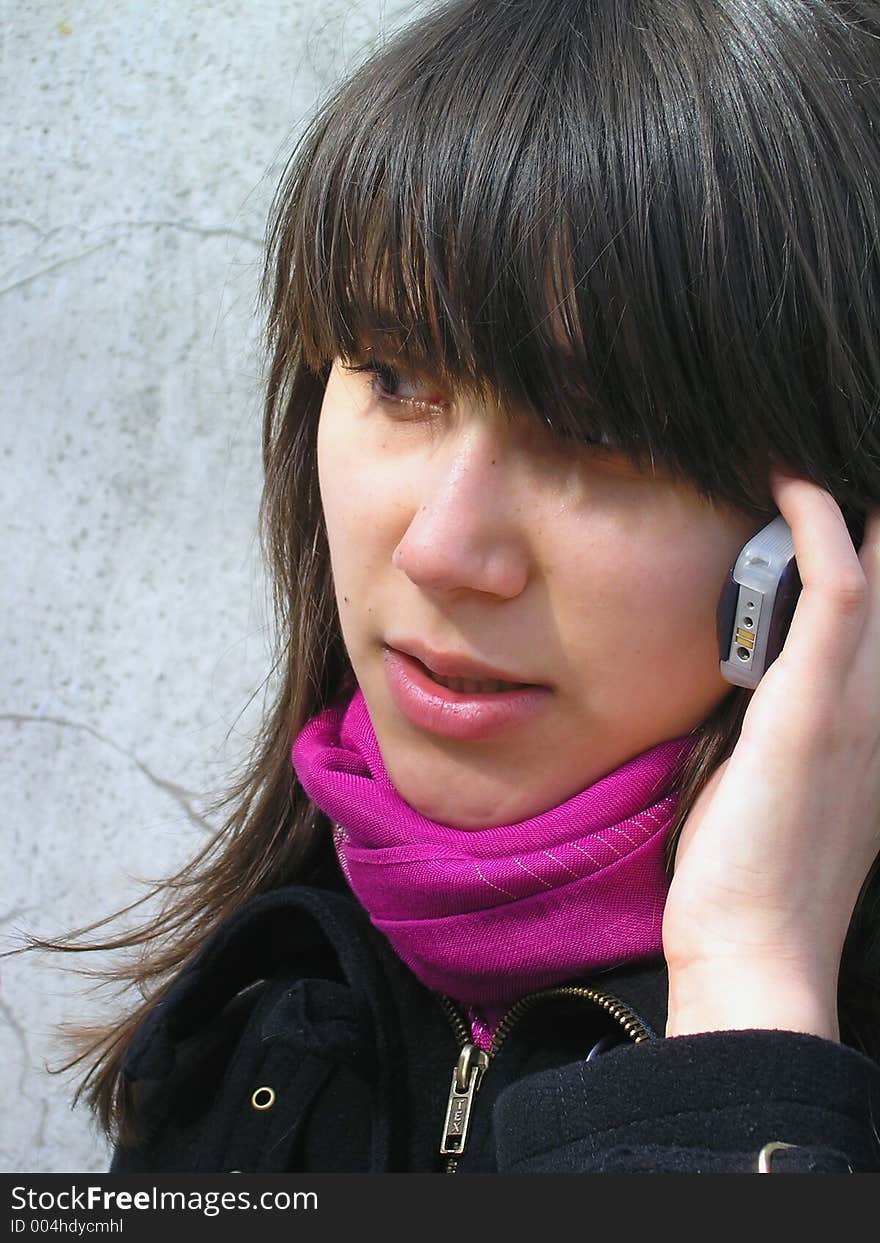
[717,515,801,689]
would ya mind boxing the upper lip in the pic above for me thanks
[387,640,544,686]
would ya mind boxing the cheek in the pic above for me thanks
[629,553,723,660]
[317,417,406,590]
[553,516,740,687]
[317,408,363,595]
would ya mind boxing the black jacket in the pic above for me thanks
[110,845,880,1174]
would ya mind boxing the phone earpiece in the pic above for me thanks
[718,515,800,688]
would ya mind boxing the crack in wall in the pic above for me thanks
[0,974,36,1095]
[0,218,50,237]
[0,975,53,1164]
[0,714,215,835]
[1,218,263,296]
[0,242,112,296]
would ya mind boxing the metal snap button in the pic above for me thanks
[251,1086,276,1110]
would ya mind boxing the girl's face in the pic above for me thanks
[318,358,762,828]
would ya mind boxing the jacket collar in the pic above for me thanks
[123,872,670,1084]
[122,883,394,1081]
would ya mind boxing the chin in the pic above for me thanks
[389,769,552,830]
[395,784,493,828]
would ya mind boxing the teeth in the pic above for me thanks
[429,672,520,694]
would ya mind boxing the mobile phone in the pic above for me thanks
[717,515,801,689]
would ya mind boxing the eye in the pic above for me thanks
[340,359,447,412]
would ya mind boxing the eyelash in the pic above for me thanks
[341,359,627,460]
[341,361,446,413]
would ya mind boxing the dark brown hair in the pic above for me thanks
[20,0,880,1143]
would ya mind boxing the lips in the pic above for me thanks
[382,646,551,740]
[389,639,543,688]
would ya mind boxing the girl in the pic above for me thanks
[41,0,880,1172]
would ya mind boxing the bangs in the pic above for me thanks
[263,0,880,515]
[288,52,627,452]
[276,9,670,475]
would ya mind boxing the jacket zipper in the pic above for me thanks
[437,985,654,1173]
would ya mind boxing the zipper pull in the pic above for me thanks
[440,1043,489,1158]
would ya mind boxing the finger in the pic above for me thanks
[768,470,868,674]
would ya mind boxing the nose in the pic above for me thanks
[391,425,532,599]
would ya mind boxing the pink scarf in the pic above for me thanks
[291,688,696,1009]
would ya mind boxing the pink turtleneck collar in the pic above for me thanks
[292,688,695,1029]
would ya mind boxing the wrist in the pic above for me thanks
[665,957,840,1041]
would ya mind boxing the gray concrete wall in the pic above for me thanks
[2,0,424,1174]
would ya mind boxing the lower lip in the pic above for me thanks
[382,646,552,740]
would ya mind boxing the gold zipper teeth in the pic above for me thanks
[438,983,653,1055]
[437,984,653,1173]
[489,985,653,1056]
[438,993,472,1046]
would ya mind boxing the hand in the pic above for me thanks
[663,472,880,1040]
